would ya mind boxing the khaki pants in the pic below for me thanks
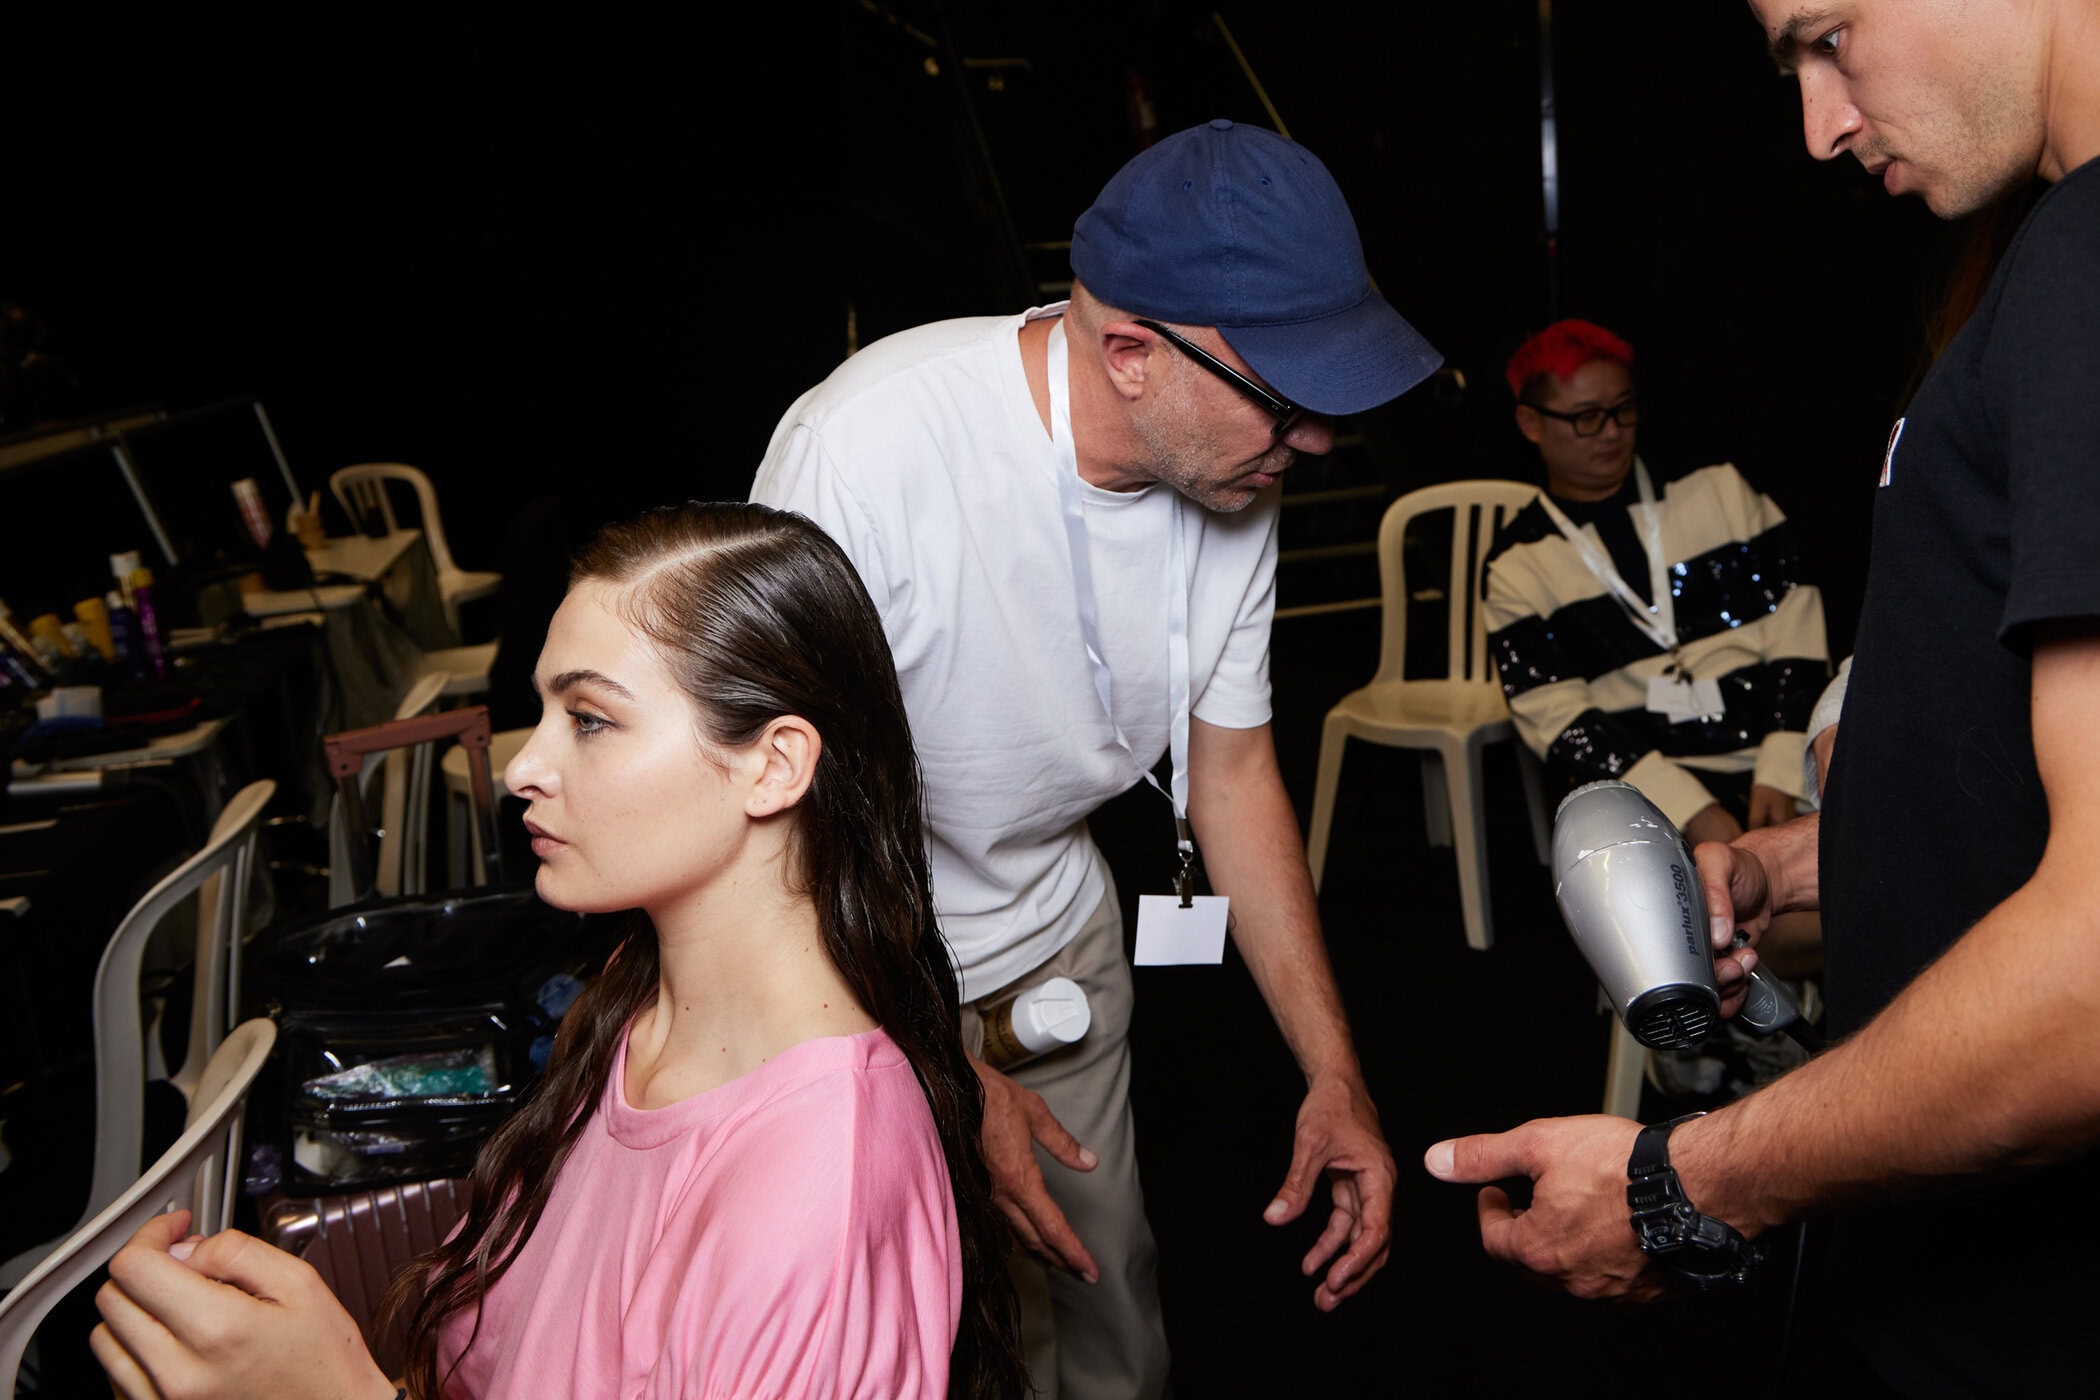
[960,863,1170,1400]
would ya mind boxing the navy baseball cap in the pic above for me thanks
[1070,119,1441,417]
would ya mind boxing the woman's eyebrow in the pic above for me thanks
[540,668,637,701]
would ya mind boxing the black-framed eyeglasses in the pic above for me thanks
[1523,394,1640,437]
[1134,318,1305,441]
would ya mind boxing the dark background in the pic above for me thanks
[2,2,1965,1393]
[2,0,1955,653]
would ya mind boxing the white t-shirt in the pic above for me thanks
[752,306,1278,997]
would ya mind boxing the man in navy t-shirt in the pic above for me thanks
[1428,2,2100,1392]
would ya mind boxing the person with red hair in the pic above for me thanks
[1501,318,1635,405]
[1481,318,1829,853]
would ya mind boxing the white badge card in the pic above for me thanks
[1646,674,1726,724]
[1134,895,1231,965]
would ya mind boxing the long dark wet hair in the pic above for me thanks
[378,502,1025,1398]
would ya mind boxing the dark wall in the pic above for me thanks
[2,9,804,563]
[1171,0,1951,653]
[1548,0,1948,655]
[4,3,1957,652]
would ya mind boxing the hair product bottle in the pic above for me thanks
[979,977,1093,1071]
[126,565,169,681]
[106,589,142,680]
[0,602,54,685]
[73,596,116,662]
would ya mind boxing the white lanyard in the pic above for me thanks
[1535,458,1678,655]
[1046,318,1198,895]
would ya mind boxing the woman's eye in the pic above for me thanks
[569,709,611,736]
[1811,26,1842,58]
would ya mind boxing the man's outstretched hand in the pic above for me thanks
[1264,1072,1396,1310]
[1424,1115,1664,1302]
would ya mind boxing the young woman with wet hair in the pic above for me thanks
[90,502,1024,1399]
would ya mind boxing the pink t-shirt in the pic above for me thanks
[435,1027,961,1398]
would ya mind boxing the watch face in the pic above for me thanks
[1634,1211,1686,1253]
[1634,1207,1761,1286]
[1665,1248,1750,1287]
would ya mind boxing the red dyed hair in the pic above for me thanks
[1505,319,1636,400]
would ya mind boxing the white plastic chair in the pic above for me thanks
[0,777,272,1291]
[330,463,502,642]
[327,669,450,906]
[0,1019,276,1392]
[441,726,533,886]
[167,782,277,1108]
[1604,1019,1647,1119]
[1305,482,1553,951]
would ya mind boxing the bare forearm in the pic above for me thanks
[1189,721,1362,1083]
[1677,869,2100,1233]
[1681,632,2100,1231]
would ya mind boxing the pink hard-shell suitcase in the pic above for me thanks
[262,1178,468,1375]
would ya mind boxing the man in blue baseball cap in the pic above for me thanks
[753,120,1434,1398]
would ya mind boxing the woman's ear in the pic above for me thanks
[746,715,821,817]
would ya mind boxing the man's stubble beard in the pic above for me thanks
[1914,60,2046,218]
[1128,385,1290,515]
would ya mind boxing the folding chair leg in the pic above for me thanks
[1420,751,1454,848]
[1447,736,1494,951]
[1306,716,1349,895]
[1604,1018,1648,1120]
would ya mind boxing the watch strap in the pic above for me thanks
[1626,1111,1766,1287]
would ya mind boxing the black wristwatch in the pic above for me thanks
[1626,1112,1767,1288]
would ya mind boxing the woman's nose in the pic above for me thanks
[505,722,557,798]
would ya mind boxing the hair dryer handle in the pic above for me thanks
[1734,966,1824,1051]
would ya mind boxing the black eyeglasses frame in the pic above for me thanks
[1133,319,1305,441]
[1522,394,1640,438]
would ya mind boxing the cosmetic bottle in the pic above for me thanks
[979,977,1093,1071]
[29,613,77,664]
[106,589,144,680]
[74,596,116,662]
[126,565,169,681]
[0,602,53,683]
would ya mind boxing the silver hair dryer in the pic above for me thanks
[1553,779,1817,1052]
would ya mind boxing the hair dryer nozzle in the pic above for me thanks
[1626,984,1720,1051]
